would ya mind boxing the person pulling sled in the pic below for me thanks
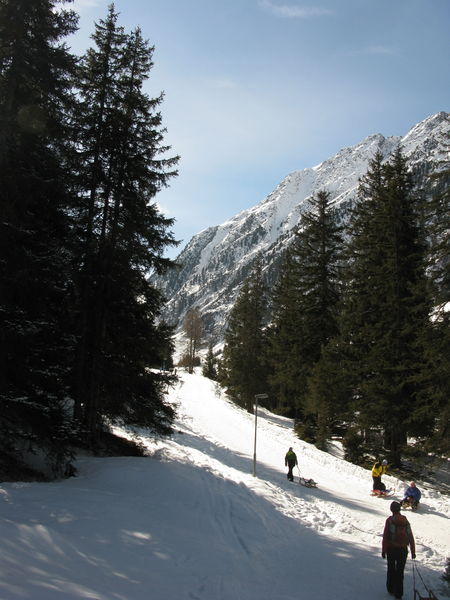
[285,447,297,482]
[382,501,416,599]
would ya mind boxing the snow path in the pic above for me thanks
[0,372,448,600]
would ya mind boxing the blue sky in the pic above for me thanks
[70,0,449,255]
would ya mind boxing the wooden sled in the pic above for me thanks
[298,476,317,488]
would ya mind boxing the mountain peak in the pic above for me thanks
[156,112,449,341]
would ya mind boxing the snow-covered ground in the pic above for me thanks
[1,371,449,600]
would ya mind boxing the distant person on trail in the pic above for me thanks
[372,459,388,491]
[400,481,421,510]
[382,501,416,599]
[285,447,297,482]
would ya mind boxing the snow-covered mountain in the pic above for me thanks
[156,112,449,341]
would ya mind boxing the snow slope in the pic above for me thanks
[1,372,449,600]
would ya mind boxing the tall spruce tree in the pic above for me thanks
[338,150,431,465]
[202,342,218,380]
[220,261,268,413]
[266,248,304,416]
[0,0,78,473]
[71,5,179,440]
[305,336,351,448]
[424,154,450,454]
[183,308,203,374]
[268,190,343,421]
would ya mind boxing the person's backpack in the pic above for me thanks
[389,515,411,547]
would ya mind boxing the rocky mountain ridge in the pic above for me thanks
[155,112,449,343]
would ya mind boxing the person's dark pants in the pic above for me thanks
[287,461,295,481]
[373,476,386,491]
[386,547,408,598]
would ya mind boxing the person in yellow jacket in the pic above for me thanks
[372,459,388,491]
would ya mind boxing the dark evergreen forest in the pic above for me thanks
[0,1,179,478]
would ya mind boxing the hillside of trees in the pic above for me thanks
[0,2,178,479]
[217,151,450,469]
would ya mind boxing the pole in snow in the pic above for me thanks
[253,394,268,477]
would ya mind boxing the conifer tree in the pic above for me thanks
[71,5,179,440]
[220,261,268,413]
[306,337,350,448]
[268,190,343,420]
[183,308,203,374]
[423,156,450,454]
[266,248,304,415]
[338,150,431,465]
[202,342,218,380]
[0,0,78,473]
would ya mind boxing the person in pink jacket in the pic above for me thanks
[382,501,416,599]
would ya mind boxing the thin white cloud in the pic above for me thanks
[259,0,333,18]
[209,77,239,90]
[365,45,397,55]
[72,0,104,12]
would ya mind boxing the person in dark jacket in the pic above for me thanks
[382,501,416,599]
[285,447,297,482]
